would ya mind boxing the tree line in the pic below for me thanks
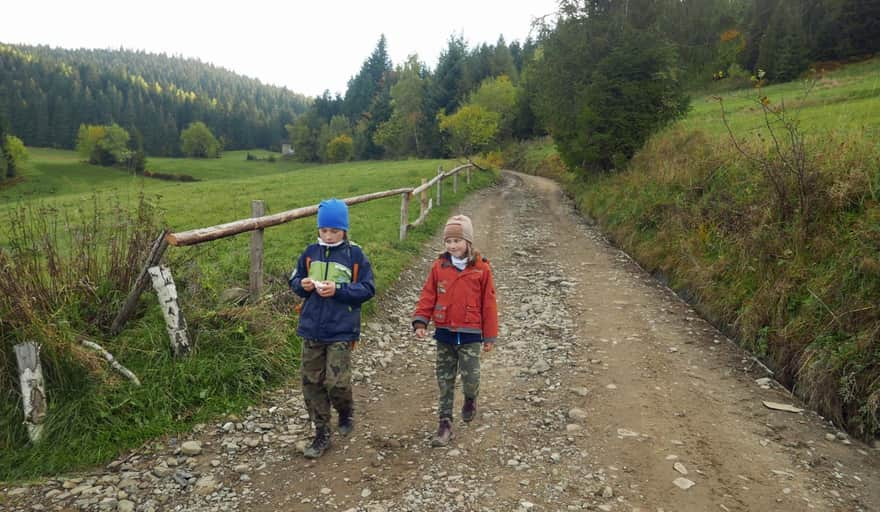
[0,0,876,173]
[284,0,879,171]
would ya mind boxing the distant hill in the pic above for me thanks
[0,43,311,155]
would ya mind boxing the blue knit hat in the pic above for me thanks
[317,198,349,231]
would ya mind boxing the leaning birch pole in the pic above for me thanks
[249,200,265,301]
[14,342,46,443]
[148,265,191,356]
[110,229,169,335]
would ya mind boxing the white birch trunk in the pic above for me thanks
[148,265,191,356]
[14,342,46,443]
[399,192,410,241]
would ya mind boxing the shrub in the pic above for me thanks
[325,134,354,163]
[180,122,221,158]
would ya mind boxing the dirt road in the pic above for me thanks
[4,171,879,512]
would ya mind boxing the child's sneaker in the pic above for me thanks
[461,398,477,422]
[338,408,354,436]
[303,427,331,459]
[431,418,454,447]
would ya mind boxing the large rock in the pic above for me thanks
[180,441,202,456]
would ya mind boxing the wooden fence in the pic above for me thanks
[163,161,478,301]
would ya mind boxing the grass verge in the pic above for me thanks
[0,153,497,480]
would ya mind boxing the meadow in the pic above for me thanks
[0,149,496,479]
[679,58,880,140]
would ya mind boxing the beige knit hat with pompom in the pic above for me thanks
[443,215,474,243]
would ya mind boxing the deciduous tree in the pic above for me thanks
[437,105,500,157]
[325,134,354,163]
[180,121,221,158]
[467,75,518,143]
[375,55,428,157]
[75,123,131,166]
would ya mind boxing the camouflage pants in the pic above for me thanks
[301,339,353,430]
[436,341,482,420]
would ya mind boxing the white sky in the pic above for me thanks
[4,0,560,98]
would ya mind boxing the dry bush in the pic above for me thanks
[0,193,163,396]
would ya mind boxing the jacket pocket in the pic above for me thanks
[434,304,447,322]
[465,305,481,324]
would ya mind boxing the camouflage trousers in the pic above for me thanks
[301,339,353,430]
[436,341,482,420]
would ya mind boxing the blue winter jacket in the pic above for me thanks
[289,241,375,342]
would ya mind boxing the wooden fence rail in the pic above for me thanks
[159,161,480,305]
[166,162,478,248]
[165,187,414,247]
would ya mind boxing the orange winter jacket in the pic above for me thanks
[413,252,499,342]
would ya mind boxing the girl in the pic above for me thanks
[412,215,498,447]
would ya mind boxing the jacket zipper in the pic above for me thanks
[314,246,331,336]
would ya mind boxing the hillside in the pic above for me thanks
[509,56,880,440]
[0,44,310,154]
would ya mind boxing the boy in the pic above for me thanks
[289,198,375,458]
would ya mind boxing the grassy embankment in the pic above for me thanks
[507,57,880,438]
[0,150,496,480]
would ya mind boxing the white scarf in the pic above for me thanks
[451,255,468,271]
[317,238,345,248]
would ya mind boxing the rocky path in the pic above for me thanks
[4,171,880,512]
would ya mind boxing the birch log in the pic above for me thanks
[80,339,142,386]
[14,342,46,443]
[148,265,191,356]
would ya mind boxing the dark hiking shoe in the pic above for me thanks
[461,398,477,422]
[431,418,454,447]
[303,428,331,459]
[338,409,355,436]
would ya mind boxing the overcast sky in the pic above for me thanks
[4,0,560,98]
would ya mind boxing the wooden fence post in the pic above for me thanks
[148,265,191,357]
[436,166,443,207]
[420,178,428,218]
[453,171,458,194]
[250,200,265,301]
[466,167,471,184]
[14,342,46,443]
[399,192,411,241]
[110,229,169,335]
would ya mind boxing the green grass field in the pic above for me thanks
[0,149,496,480]
[680,58,880,140]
